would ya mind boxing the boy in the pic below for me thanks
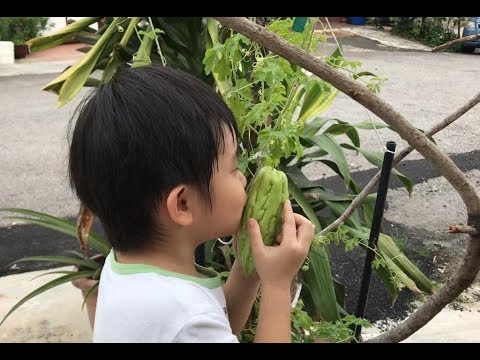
[69,65,314,343]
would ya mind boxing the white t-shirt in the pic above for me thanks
[92,250,240,343]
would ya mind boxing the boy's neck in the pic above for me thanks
[115,232,202,278]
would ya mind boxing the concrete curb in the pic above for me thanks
[0,267,92,343]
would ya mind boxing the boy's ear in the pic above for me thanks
[165,185,194,226]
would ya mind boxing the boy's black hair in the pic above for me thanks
[68,65,238,252]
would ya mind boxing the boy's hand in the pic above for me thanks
[248,199,314,288]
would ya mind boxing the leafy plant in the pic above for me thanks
[0,17,434,342]
[0,17,52,45]
[390,17,459,49]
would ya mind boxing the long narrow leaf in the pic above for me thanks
[12,256,101,270]
[0,208,110,256]
[30,269,95,281]
[302,247,340,321]
[287,177,322,231]
[325,200,363,231]
[26,17,102,52]
[353,147,413,195]
[324,122,361,148]
[288,178,340,321]
[82,281,100,311]
[301,134,350,187]
[282,165,318,189]
[351,121,390,130]
[302,117,330,137]
[298,81,338,123]
[58,17,126,107]
[0,270,94,326]
[319,159,361,194]
[374,261,399,304]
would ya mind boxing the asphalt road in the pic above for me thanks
[1,39,479,321]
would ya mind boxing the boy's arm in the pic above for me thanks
[222,260,260,336]
[254,283,291,342]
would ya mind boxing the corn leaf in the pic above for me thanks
[0,270,94,326]
[26,17,102,52]
[81,281,100,310]
[0,208,110,256]
[374,261,399,304]
[302,117,330,137]
[57,17,125,107]
[288,178,340,321]
[301,134,351,187]
[298,81,339,123]
[11,256,101,270]
[324,200,363,231]
[343,145,413,195]
[302,247,340,321]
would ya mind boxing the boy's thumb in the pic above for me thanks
[247,218,263,256]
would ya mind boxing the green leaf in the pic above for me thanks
[351,121,390,130]
[332,278,347,309]
[281,165,317,189]
[11,256,101,270]
[302,117,330,137]
[374,261,399,304]
[26,17,102,52]
[287,177,322,232]
[300,134,350,187]
[81,281,99,311]
[298,81,338,123]
[325,201,363,231]
[302,247,340,321]
[352,71,378,80]
[318,159,362,194]
[0,270,94,326]
[57,17,126,107]
[303,187,355,202]
[0,208,110,256]
[354,147,413,195]
[324,122,361,148]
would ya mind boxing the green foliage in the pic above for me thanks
[0,17,434,343]
[0,17,52,44]
[390,17,459,49]
[241,299,371,343]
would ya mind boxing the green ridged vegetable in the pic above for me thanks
[236,166,289,276]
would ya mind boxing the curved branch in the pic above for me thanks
[213,17,480,342]
[367,235,480,342]
[432,34,480,52]
[321,90,480,235]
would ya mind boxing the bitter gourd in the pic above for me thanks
[235,166,289,276]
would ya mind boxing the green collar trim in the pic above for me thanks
[107,250,222,289]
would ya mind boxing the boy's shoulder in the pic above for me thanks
[100,262,225,317]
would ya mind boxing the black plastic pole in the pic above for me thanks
[354,141,396,341]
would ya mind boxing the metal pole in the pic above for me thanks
[354,141,396,341]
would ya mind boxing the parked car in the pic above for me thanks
[461,17,479,53]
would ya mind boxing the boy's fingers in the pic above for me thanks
[247,218,264,256]
[293,213,314,230]
[281,200,296,244]
[296,222,315,252]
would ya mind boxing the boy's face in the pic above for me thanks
[198,130,248,240]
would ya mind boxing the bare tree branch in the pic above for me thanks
[213,17,480,343]
[320,91,480,236]
[432,34,480,52]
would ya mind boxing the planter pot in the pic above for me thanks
[14,44,29,59]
